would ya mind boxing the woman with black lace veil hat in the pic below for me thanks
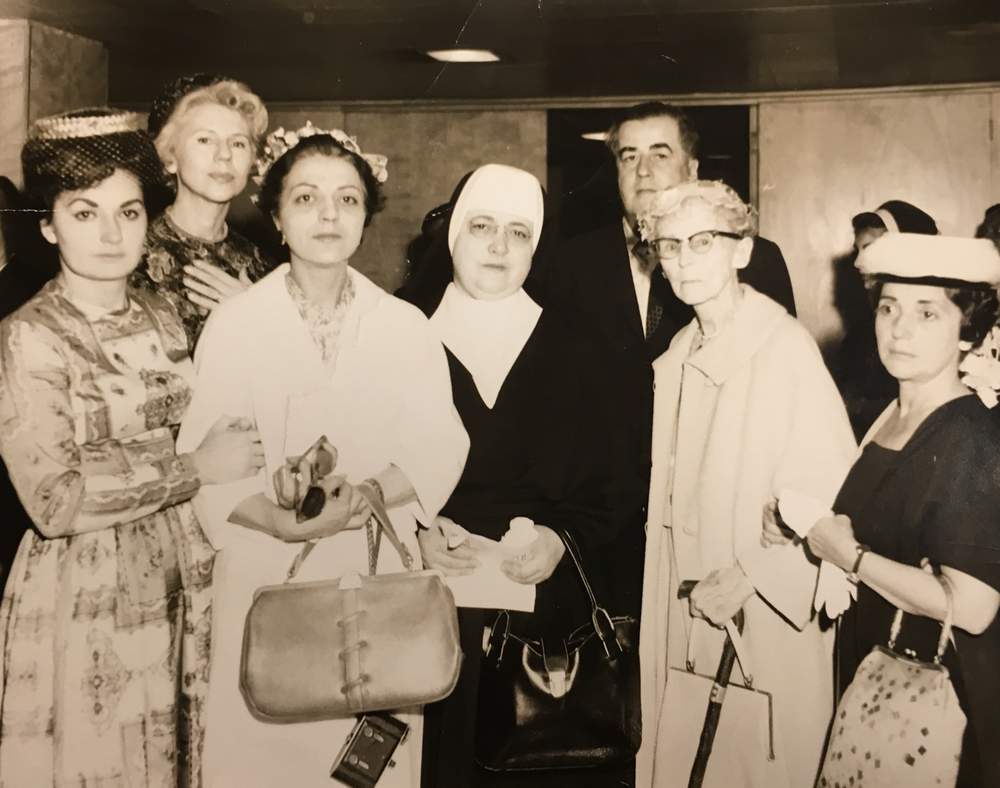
[0,108,264,786]
[808,233,1000,786]
[130,74,273,351]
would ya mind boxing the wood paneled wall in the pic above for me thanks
[28,24,107,124]
[257,107,546,292]
[0,20,29,185]
[0,20,107,186]
[757,91,998,350]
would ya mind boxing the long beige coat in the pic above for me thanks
[636,287,857,788]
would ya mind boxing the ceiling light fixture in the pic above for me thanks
[426,48,500,63]
[581,132,608,142]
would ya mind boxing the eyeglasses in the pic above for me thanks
[648,230,743,259]
[467,218,533,246]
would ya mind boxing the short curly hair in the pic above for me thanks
[255,135,386,226]
[154,79,268,168]
[638,179,757,242]
[867,278,1000,348]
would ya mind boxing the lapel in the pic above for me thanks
[249,266,382,460]
[614,226,646,345]
[647,324,698,530]
[682,287,785,386]
[646,270,692,360]
[599,219,692,358]
[577,220,644,346]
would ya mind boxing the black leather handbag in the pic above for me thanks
[474,530,641,771]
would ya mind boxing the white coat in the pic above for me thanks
[636,287,857,788]
[176,265,469,788]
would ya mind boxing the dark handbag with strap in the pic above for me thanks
[474,530,641,771]
[239,482,462,723]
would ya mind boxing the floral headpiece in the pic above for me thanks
[960,326,1000,408]
[251,122,388,197]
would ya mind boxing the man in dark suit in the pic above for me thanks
[0,176,56,589]
[539,102,796,618]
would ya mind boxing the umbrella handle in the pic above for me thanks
[678,578,747,788]
[677,579,747,635]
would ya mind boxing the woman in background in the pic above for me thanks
[975,203,1000,243]
[130,73,272,350]
[0,108,262,787]
[177,124,468,788]
[836,199,939,438]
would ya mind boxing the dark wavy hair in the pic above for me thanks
[256,135,385,226]
[606,101,700,161]
[868,278,999,348]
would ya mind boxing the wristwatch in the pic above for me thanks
[847,542,870,584]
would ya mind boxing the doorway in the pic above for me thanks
[546,105,751,238]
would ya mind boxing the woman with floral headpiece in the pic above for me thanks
[635,180,857,788]
[175,124,469,787]
[0,108,265,786]
[129,73,274,352]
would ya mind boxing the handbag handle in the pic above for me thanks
[887,565,955,664]
[283,481,415,582]
[559,530,623,660]
[684,616,756,689]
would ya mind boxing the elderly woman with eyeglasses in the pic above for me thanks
[635,181,857,788]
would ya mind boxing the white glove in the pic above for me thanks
[778,488,857,618]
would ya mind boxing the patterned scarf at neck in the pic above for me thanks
[285,271,356,365]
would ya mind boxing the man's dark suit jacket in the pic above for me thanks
[0,261,52,590]
[536,220,796,616]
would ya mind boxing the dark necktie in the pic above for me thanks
[634,241,663,339]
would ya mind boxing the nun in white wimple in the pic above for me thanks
[400,163,625,787]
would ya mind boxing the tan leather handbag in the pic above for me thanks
[239,483,462,723]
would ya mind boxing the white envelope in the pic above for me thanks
[440,525,536,612]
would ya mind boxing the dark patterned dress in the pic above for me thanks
[0,278,215,787]
[834,396,1000,787]
[130,212,273,352]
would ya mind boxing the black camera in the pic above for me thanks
[330,713,410,787]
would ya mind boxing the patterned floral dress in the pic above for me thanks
[0,278,215,787]
[129,212,273,353]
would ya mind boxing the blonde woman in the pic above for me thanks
[130,73,273,350]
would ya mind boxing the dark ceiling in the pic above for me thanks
[4,0,1000,104]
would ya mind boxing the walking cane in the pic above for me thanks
[677,580,746,788]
